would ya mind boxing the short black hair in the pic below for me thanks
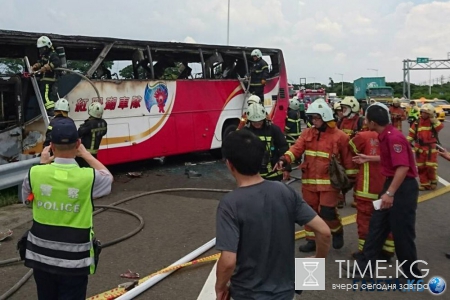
[221,129,265,175]
[366,105,390,126]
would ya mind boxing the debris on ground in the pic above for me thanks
[185,169,202,178]
[0,229,13,241]
[127,172,143,178]
[120,270,140,279]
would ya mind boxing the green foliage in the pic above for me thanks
[119,63,181,79]
[0,58,24,74]
[67,60,113,73]
[0,187,18,208]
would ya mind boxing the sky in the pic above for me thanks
[1,0,450,85]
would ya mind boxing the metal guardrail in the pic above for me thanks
[0,157,40,201]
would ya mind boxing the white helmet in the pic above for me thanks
[247,103,266,122]
[306,101,334,122]
[88,102,104,118]
[247,95,261,105]
[341,96,360,115]
[314,98,327,104]
[54,98,70,112]
[367,102,392,124]
[251,49,262,59]
[37,36,52,48]
[289,97,300,110]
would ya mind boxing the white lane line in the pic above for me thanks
[438,176,450,187]
[196,261,217,300]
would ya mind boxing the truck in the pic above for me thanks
[353,77,393,104]
[297,88,327,102]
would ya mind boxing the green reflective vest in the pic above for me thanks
[25,163,96,276]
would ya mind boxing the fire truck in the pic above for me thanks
[297,88,327,102]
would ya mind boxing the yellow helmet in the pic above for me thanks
[420,103,435,115]
[333,102,342,111]
[341,96,360,115]
[393,98,401,104]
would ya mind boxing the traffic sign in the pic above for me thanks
[417,57,429,63]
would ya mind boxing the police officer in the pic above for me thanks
[349,102,422,280]
[20,119,113,300]
[249,49,269,103]
[31,36,62,117]
[43,98,72,147]
[76,102,108,167]
[242,103,288,181]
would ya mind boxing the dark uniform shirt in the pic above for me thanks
[216,181,317,299]
[78,117,108,155]
[250,58,269,85]
[38,50,61,82]
[378,124,417,178]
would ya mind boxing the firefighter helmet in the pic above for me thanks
[247,95,261,105]
[289,97,301,110]
[333,102,342,111]
[367,102,391,123]
[37,36,52,48]
[247,103,267,122]
[369,98,376,104]
[306,100,334,122]
[420,103,435,115]
[88,102,104,118]
[341,96,360,116]
[393,98,401,105]
[251,49,262,59]
[54,98,70,112]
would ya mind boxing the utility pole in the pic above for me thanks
[336,73,344,96]
[227,0,230,45]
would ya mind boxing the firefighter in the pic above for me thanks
[407,103,443,190]
[276,100,355,252]
[76,102,108,167]
[337,96,364,208]
[248,49,269,102]
[333,101,343,122]
[338,96,365,138]
[299,99,307,125]
[43,98,72,147]
[349,130,395,261]
[31,36,62,117]
[407,100,420,127]
[285,96,302,147]
[237,95,271,130]
[242,103,288,181]
[389,98,407,130]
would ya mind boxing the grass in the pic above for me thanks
[0,187,19,208]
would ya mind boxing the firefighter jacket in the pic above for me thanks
[78,117,108,155]
[243,123,288,179]
[389,106,406,130]
[284,125,358,192]
[35,49,62,83]
[407,118,443,152]
[337,114,365,138]
[44,115,72,147]
[285,108,301,137]
[349,131,384,200]
[250,58,269,87]
[25,163,97,276]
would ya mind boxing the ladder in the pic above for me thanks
[24,56,50,129]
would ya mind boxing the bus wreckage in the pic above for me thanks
[0,29,289,166]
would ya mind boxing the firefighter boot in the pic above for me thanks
[299,240,316,253]
[333,232,344,249]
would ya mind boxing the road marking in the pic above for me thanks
[196,179,450,300]
[438,176,450,186]
[196,261,217,300]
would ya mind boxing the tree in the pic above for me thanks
[0,58,24,74]
[67,60,113,73]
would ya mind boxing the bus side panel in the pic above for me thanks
[99,123,131,165]
[174,113,195,153]
[269,53,289,130]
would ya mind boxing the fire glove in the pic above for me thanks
[31,63,41,71]
[278,156,292,172]
[261,79,266,85]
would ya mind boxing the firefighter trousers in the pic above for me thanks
[355,177,422,278]
[38,81,56,115]
[416,146,438,188]
[302,189,342,241]
[356,197,394,256]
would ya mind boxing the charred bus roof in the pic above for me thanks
[0,29,281,61]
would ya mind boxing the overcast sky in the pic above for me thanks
[1,0,450,85]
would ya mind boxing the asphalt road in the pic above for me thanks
[1,119,450,299]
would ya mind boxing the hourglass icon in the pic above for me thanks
[303,261,319,286]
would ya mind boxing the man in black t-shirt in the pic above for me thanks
[215,130,331,300]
